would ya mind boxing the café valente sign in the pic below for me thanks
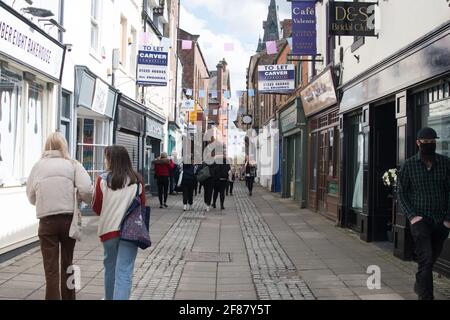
[329,1,377,37]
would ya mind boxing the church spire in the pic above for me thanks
[262,0,280,43]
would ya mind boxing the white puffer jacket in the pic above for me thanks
[26,150,93,219]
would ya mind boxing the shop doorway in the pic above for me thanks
[318,130,328,212]
[372,102,397,241]
[345,112,363,232]
[286,136,296,198]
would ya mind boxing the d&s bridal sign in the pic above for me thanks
[329,1,378,37]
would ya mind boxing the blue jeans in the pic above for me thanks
[103,238,138,300]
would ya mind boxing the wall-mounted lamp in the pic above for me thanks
[22,6,54,17]
[65,43,73,52]
[128,36,133,46]
[354,55,360,63]
[38,18,66,33]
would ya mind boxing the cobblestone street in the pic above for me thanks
[1,182,450,300]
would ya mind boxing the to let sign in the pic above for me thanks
[329,1,377,37]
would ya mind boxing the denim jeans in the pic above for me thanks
[410,217,450,300]
[103,238,138,300]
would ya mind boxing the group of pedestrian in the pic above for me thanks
[26,132,146,300]
[25,125,450,301]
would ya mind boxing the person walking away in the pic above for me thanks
[168,155,176,195]
[397,127,450,300]
[153,152,173,208]
[212,156,231,210]
[245,157,257,196]
[226,167,236,196]
[181,160,195,211]
[26,132,93,300]
[198,161,214,212]
[193,164,199,196]
[92,145,146,300]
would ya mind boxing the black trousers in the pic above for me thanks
[246,177,255,194]
[193,177,198,195]
[213,180,227,208]
[226,181,234,195]
[182,182,194,205]
[169,174,175,194]
[157,176,169,205]
[203,180,214,206]
[410,218,450,300]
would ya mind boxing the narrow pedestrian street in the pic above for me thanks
[1,182,449,300]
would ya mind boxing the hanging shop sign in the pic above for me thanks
[300,68,337,117]
[242,115,253,125]
[291,0,317,56]
[137,45,168,86]
[181,99,195,112]
[189,103,199,123]
[258,64,295,94]
[329,1,377,37]
[0,2,65,81]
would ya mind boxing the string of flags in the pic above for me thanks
[180,88,256,100]
[139,31,294,56]
[179,38,293,54]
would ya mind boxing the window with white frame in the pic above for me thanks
[120,16,128,66]
[129,27,137,75]
[76,117,110,182]
[90,0,100,53]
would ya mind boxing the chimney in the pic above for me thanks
[281,19,292,39]
[216,60,224,105]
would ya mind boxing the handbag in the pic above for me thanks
[120,184,151,250]
[69,187,82,241]
[197,165,211,183]
[177,170,183,187]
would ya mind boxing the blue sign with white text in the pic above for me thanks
[292,1,317,56]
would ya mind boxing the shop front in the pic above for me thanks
[144,112,165,194]
[0,2,65,255]
[74,66,119,183]
[278,98,307,208]
[301,67,340,221]
[339,21,450,274]
[114,95,145,173]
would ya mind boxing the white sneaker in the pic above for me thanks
[183,205,187,211]
[188,205,192,211]
[205,206,210,212]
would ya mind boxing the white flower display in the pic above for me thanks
[382,168,397,188]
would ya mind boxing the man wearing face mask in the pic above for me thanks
[398,127,450,300]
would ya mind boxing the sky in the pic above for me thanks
[179,0,292,123]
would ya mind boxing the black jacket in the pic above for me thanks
[214,163,231,181]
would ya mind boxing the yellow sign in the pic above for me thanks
[189,103,198,123]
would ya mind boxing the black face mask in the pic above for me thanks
[419,143,436,156]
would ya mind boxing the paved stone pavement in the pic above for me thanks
[1,182,450,300]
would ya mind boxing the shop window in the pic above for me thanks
[348,114,363,210]
[310,132,318,191]
[76,117,110,182]
[0,69,46,187]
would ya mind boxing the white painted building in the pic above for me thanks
[0,0,179,255]
[0,0,64,254]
